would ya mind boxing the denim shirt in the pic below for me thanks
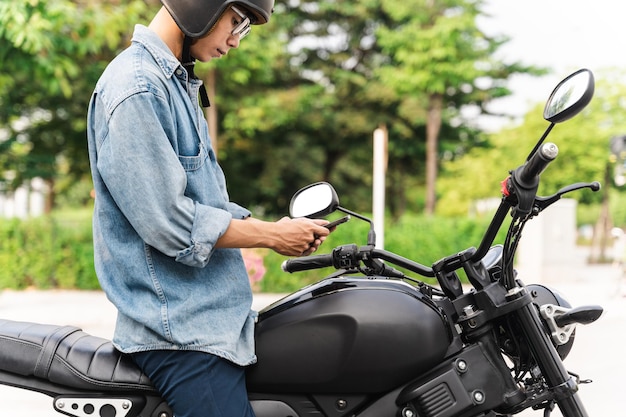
[86,25,257,366]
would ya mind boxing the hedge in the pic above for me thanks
[0,211,506,293]
[0,211,97,290]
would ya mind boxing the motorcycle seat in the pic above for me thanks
[0,319,156,393]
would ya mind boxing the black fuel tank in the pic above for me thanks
[246,278,451,394]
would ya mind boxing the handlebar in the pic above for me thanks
[515,142,559,189]
[282,244,435,277]
[508,142,559,216]
[281,253,334,273]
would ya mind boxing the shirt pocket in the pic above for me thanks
[178,141,208,172]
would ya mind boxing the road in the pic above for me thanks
[0,262,623,417]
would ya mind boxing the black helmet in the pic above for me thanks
[161,0,274,38]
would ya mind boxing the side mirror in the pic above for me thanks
[289,182,339,218]
[543,68,594,123]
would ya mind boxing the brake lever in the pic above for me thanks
[533,181,601,214]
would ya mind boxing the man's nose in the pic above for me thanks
[227,34,241,48]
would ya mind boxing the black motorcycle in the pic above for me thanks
[0,69,603,417]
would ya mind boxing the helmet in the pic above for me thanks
[161,0,275,38]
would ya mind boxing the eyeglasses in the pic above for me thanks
[230,6,251,39]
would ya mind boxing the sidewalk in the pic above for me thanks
[1,260,624,417]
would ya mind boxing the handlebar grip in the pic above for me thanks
[281,254,334,273]
[517,142,559,187]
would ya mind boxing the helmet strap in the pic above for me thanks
[181,36,211,108]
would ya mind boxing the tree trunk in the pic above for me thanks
[425,93,443,215]
[44,178,54,214]
[590,163,612,263]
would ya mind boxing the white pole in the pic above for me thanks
[373,125,388,249]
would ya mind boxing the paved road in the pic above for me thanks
[1,263,623,417]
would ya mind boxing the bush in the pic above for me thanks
[0,211,97,290]
[0,210,505,293]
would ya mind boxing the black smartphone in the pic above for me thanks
[324,215,350,229]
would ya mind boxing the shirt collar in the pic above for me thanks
[131,24,183,79]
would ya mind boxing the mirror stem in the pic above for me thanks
[525,123,555,162]
[337,207,377,246]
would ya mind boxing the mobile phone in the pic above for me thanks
[324,215,350,229]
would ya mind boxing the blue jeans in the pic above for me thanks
[131,350,255,417]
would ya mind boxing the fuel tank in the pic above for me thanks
[246,277,452,394]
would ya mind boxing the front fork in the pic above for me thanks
[435,245,591,417]
[507,287,589,417]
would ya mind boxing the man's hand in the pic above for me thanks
[216,216,331,256]
[271,217,330,257]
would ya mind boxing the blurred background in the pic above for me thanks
[1,1,625,415]
[2,0,626,292]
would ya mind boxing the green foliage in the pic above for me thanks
[0,209,505,294]
[204,0,545,217]
[0,0,148,97]
[1,0,551,219]
[0,0,153,198]
[0,211,97,290]
[437,69,626,220]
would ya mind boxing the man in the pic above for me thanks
[86,1,330,416]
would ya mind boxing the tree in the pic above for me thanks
[375,0,545,214]
[198,0,545,217]
[436,69,626,218]
[0,0,154,210]
[198,0,393,214]
[0,0,547,218]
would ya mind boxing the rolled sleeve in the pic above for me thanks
[225,202,252,220]
[175,202,250,267]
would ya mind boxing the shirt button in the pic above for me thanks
[175,69,183,76]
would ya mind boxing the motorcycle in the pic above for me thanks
[0,68,604,417]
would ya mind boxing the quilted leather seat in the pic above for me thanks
[0,319,156,392]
